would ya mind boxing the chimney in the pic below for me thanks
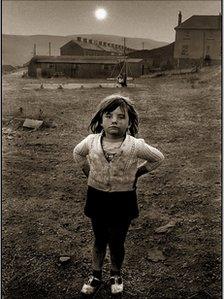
[83,38,87,43]
[49,42,51,56]
[99,41,103,45]
[89,39,93,44]
[178,11,182,26]
[77,36,82,41]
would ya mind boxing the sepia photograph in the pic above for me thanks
[2,0,222,298]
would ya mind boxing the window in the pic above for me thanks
[183,31,190,40]
[102,65,113,71]
[181,45,189,56]
[102,65,109,70]
[207,31,214,40]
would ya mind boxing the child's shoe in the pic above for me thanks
[81,275,102,295]
[110,275,123,294]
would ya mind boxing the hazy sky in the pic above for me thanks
[3,0,221,43]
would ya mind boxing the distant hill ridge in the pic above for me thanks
[3,34,168,66]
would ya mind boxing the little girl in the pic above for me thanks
[73,94,164,296]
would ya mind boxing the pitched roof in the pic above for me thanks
[30,55,143,64]
[97,44,121,54]
[60,40,104,51]
[128,43,174,59]
[60,39,133,55]
[32,55,118,60]
[175,15,221,30]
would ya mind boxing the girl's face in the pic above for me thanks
[101,106,129,139]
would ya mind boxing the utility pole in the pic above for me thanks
[123,37,127,75]
[202,31,205,67]
[33,43,37,56]
[177,58,180,70]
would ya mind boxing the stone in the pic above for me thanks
[23,119,43,129]
[155,220,176,233]
[147,249,166,262]
[59,256,71,264]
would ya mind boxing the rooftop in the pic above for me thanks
[60,40,103,51]
[175,15,221,30]
[128,43,174,58]
[30,55,143,64]
[60,39,134,55]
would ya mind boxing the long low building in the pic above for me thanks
[28,55,143,78]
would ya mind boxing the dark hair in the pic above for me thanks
[89,94,139,136]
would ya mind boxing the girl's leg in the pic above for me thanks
[92,241,107,271]
[81,217,108,295]
[91,218,108,273]
[108,218,131,273]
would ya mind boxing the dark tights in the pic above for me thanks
[91,217,131,273]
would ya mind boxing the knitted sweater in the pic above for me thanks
[73,133,164,192]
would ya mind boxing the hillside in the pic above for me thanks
[2,34,168,66]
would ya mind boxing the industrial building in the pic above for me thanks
[60,37,133,57]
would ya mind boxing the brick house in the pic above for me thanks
[174,12,221,67]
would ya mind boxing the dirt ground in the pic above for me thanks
[2,66,221,299]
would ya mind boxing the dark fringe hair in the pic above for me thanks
[89,94,139,136]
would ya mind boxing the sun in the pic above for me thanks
[95,8,107,20]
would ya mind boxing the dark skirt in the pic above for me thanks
[85,186,139,220]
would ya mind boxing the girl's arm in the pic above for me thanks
[82,161,90,177]
[73,152,90,177]
[136,139,164,179]
[73,135,92,177]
